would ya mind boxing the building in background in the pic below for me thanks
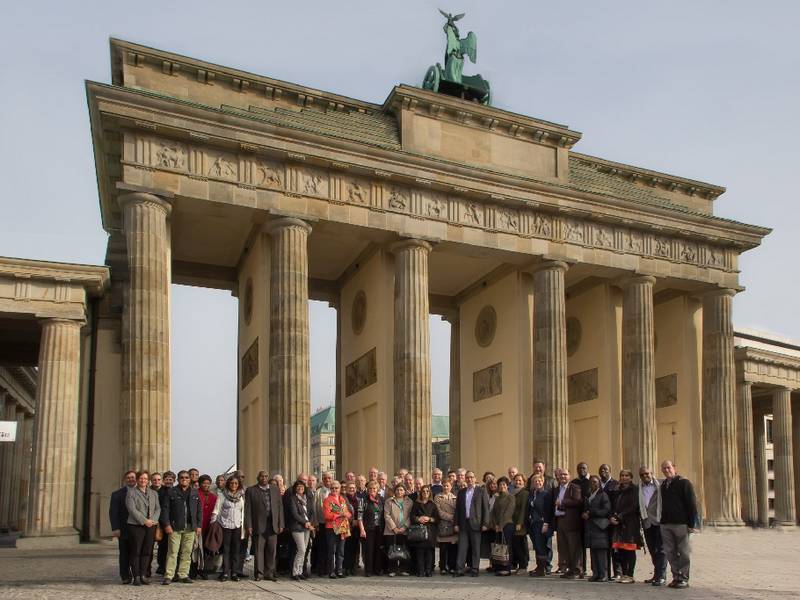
[311,406,336,479]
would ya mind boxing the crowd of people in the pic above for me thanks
[109,459,698,589]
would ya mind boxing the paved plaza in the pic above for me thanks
[0,529,798,599]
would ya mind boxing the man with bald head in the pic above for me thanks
[659,461,698,589]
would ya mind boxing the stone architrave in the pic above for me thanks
[28,318,83,537]
[621,275,657,474]
[533,261,569,472]
[446,314,461,469]
[391,239,432,476]
[701,289,743,526]
[267,218,312,478]
[119,192,172,472]
[736,381,758,525]
[772,387,796,527]
[753,408,769,527]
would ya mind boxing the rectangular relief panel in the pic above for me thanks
[656,373,678,408]
[345,347,377,397]
[568,368,598,404]
[473,362,502,402]
[241,337,258,390]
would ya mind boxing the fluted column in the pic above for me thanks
[772,387,796,527]
[120,192,172,472]
[533,261,569,472]
[7,407,26,530]
[28,318,83,536]
[737,382,758,525]
[391,239,432,476]
[621,275,657,473]
[446,314,461,469]
[701,289,743,526]
[267,218,312,478]
[753,409,769,526]
[0,397,15,528]
[16,413,34,532]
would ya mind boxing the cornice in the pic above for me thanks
[735,346,800,371]
[0,257,110,296]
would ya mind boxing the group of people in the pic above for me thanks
[109,459,698,590]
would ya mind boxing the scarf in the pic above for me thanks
[224,489,243,503]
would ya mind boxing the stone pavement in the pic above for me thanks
[0,529,798,599]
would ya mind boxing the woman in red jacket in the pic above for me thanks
[322,480,352,578]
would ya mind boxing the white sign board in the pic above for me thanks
[0,421,18,442]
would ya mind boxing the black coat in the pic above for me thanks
[410,500,439,548]
[526,488,554,531]
[571,476,591,499]
[285,494,312,533]
[109,486,131,533]
[613,484,643,547]
[160,485,203,530]
[583,491,611,549]
[660,476,698,528]
[358,494,384,532]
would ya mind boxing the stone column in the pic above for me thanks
[701,289,742,526]
[621,275,657,473]
[753,409,769,526]
[0,397,15,528]
[6,407,26,530]
[533,261,569,472]
[28,318,83,537]
[391,239,432,476]
[772,387,796,526]
[737,382,758,525]
[119,192,172,472]
[446,314,461,469]
[17,413,34,532]
[267,218,312,478]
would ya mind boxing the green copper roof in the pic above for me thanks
[432,415,449,439]
[311,406,335,435]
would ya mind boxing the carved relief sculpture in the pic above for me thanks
[656,373,678,408]
[351,290,367,335]
[463,202,481,225]
[474,305,497,347]
[241,337,259,390]
[387,186,409,210]
[531,213,552,237]
[347,180,368,205]
[568,368,598,404]
[473,362,502,401]
[345,347,378,397]
[155,142,186,169]
[256,161,283,188]
[208,154,237,179]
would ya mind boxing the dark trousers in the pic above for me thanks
[438,542,457,572]
[326,530,345,575]
[313,527,329,575]
[415,546,434,576]
[618,548,637,577]
[361,528,383,575]
[238,531,250,565]
[384,534,409,574]
[343,530,360,572]
[511,534,529,569]
[254,530,278,578]
[456,527,481,573]
[590,548,608,580]
[555,524,582,575]
[128,524,155,578]
[222,528,242,576]
[529,523,553,572]
[607,527,621,577]
[156,532,169,574]
[117,530,131,581]
[643,525,667,580]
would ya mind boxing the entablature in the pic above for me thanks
[735,346,800,390]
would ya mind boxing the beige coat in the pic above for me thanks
[434,492,457,543]
[383,497,413,536]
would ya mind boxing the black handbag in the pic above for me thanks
[386,535,410,561]
[407,523,429,543]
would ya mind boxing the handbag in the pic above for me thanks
[407,523,429,544]
[437,519,455,537]
[386,535,410,561]
[153,524,163,542]
[490,532,509,563]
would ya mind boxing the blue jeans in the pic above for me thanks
[528,522,553,571]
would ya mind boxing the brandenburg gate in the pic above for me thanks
[4,30,796,544]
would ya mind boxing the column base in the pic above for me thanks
[773,520,797,528]
[703,518,744,528]
[17,528,80,549]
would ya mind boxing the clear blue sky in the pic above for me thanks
[1,1,797,475]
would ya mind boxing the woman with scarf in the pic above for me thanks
[359,480,385,576]
[582,474,612,582]
[210,475,245,582]
[322,480,352,578]
[481,478,499,569]
[433,479,457,574]
[126,470,160,586]
[384,483,413,577]
[609,469,644,583]
[510,473,529,573]
[287,480,314,581]
[410,485,439,577]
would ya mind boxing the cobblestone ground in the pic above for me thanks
[0,529,798,599]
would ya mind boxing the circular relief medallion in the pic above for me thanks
[243,278,254,326]
[351,290,367,336]
[475,305,497,348]
[566,317,582,357]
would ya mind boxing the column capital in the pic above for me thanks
[263,217,313,235]
[621,274,657,288]
[117,191,173,216]
[703,287,739,300]
[530,260,569,275]
[389,238,433,255]
[40,317,85,329]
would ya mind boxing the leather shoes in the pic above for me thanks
[453,571,465,577]
[652,578,666,586]
[673,580,689,588]
[179,577,194,584]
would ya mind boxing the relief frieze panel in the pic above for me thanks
[125,133,737,274]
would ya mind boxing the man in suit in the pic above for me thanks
[598,463,620,580]
[109,470,137,584]
[454,470,489,577]
[160,470,203,585]
[571,462,591,576]
[554,468,584,579]
[245,470,285,582]
[639,466,667,586]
